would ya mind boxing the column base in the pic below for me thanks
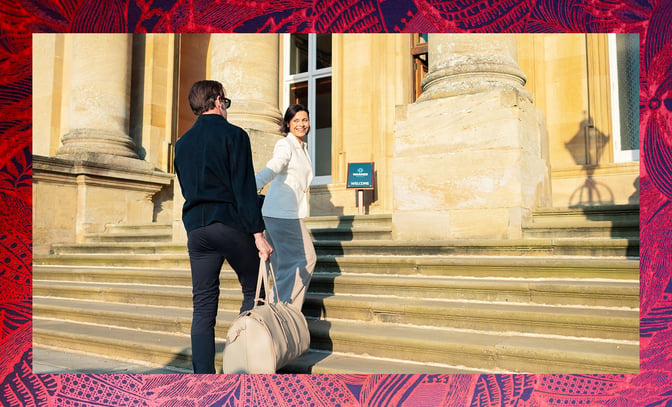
[57,128,140,159]
[54,151,155,172]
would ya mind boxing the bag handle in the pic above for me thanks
[254,258,280,305]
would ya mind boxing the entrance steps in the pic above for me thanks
[33,205,640,374]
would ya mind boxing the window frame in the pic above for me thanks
[283,34,333,185]
[411,34,428,101]
[608,33,640,163]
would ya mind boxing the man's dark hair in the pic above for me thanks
[280,104,310,134]
[188,80,224,115]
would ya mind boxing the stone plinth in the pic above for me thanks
[392,87,551,240]
[33,155,173,255]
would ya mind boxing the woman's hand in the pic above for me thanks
[253,232,273,261]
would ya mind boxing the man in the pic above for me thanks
[174,80,272,374]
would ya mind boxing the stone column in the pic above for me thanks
[34,34,172,248]
[56,34,149,169]
[393,34,551,240]
[209,34,283,172]
[418,33,531,101]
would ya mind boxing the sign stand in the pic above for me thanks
[347,162,374,216]
[357,189,364,215]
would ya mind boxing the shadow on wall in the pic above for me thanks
[565,119,614,208]
[564,119,640,257]
[152,182,174,222]
[628,176,640,205]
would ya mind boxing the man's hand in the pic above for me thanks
[254,232,273,261]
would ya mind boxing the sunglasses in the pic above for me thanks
[219,96,231,109]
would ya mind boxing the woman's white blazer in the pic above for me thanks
[255,133,313,219]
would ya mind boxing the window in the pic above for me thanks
[609,33,640,162]
[285,34,332,184]
[412,34,428,101]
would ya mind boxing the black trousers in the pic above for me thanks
[187,222,260,373]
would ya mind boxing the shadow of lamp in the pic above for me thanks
[565,119,614,207]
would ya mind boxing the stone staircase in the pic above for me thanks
[33,205,640,374]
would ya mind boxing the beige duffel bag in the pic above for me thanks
[222,260,310,374]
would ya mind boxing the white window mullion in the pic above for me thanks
[308,35,316,72]
[307,34,317,168]
[308,76,316,162]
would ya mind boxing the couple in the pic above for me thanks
[173,80,317,374]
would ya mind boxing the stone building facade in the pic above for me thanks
[33,33,640,255]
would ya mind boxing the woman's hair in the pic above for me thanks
[280,104,310,135]
[188,80,225,115]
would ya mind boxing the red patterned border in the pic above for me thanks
[1,0,670,405]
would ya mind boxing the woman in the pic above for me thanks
[256,104,317,311]
[174,80,272,373]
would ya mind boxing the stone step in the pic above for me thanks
[317,255,639,280]
[33,254,639,280]
[84,231,174,243]
[306,278,638,311]
[304,214,392,229]
[33,312,638,374]
[277,350,488,374]
[89,225,394,243]
[85,223,174,243]
[309,225,393,240]
[310,318,638,374]
[31,317,484,374]
[305,214,393,240]
[105,223,174,233]
[522,219,639,239]
[34,297,238,338]
[313,238,639,258]
[85,215,394,244]
[304,294,638,341]
[33,264,639,308]
[33,345,189,374]
[33,282,637,341]
[33,318,194,371]
[78,206,637,244]
[44,236,639,258]
[529,205,639,223]
[31,344,483,375]
[524,205,639,240]
[34,253,191,268]
[50,242,188,255]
